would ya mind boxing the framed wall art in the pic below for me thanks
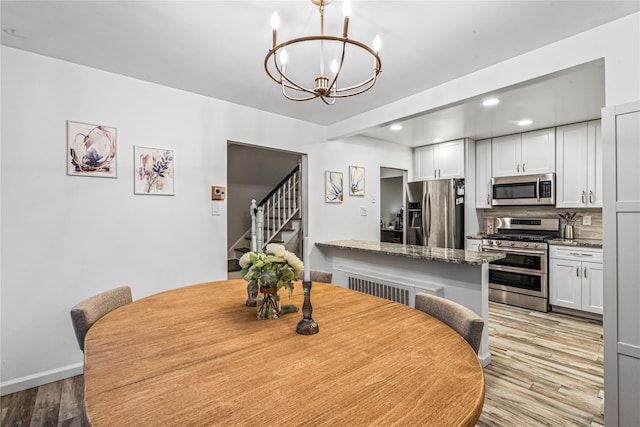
[67,120,117,178]
[349,165,365,196]
[325,171,343,203]
[134,146,175,196]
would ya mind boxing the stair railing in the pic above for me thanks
[250,165,300,251]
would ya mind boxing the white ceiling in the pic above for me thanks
[2,1,638,146]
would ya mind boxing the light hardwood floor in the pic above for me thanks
[1,302,603,427]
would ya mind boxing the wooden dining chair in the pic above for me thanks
[70,285,132,352]
[296,270,333,283]
[414,292,484,354]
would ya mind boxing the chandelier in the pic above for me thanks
[264,0,382,105]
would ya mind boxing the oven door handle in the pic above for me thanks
[484,247,546,255]
[536,176,540,202]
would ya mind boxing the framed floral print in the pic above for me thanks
[325,171,343,203]
[67,121,117,178]
[349,165,365,196]
[134,146,175,195]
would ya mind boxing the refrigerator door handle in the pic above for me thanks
[443,192,448,248]
[423,186,430,244]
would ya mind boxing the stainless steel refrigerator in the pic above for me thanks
[406,179,465,249]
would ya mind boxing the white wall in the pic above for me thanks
[328,12,640,139]
[303,135,413,272]
[0,47,324,393]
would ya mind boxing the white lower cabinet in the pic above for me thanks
[549,246,603,314]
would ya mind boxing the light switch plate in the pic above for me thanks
[212,202,221,216]
[582,215,591,225]
[360,207,367,216]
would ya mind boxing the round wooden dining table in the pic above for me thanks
[84,280,485,426]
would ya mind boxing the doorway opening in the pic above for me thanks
[227,142,304,277]
[379,167,407,243]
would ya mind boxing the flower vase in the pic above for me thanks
[257,286,280,319]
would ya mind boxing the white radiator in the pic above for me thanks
[348,276,411,305]
[337,267,444,307]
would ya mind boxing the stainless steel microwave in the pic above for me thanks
[491,173,555,206]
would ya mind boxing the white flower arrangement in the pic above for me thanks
[239,243,304,297]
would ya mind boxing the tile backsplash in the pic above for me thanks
[478,207,602,240]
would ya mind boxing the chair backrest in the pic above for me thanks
[414,292,484,354]
[70,286,132,351]
[296,270,333,283]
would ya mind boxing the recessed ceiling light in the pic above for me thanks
[518,119,533,126]
[433,138,444,143]
[482,98,500,106]
[389,123,403,131]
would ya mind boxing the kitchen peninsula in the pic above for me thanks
[316,240,505,366]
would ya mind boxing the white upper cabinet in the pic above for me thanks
[415,144,437,180]
[556,120,602,208]
[492,128,555,177]
[475,139,492,208]
[521,128,556,175]
[414,139,464,181]
[491,134,521,177]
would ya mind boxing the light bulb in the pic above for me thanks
[271,11,280,30]
[373,35,382,52]
[343,0,352,17]
[279,49,288,65]
[518,119,533,126]
[330,59,339,74]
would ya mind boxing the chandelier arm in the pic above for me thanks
[333,74,377,96]
[325,38,348,95]
[281,83,322,102]
[331,74,379,98]
[267,53,319,99]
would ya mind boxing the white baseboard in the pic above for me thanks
[479,352,492,368]
[1,362,83,396]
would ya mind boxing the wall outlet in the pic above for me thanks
[582,215,591,225]
[360,207,367,216]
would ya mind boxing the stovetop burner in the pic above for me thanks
[484,217,561,243]
[484,233,553,242]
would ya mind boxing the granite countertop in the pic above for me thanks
[315,239,505,265]
[466,234,486,240]
[549,238,603,248]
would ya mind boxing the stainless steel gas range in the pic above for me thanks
[482,217,560,312]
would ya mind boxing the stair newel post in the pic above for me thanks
[293,171,298,212]
[250,199,258,252]
[257,206,265,251]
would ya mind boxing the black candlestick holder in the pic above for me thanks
[296,280,319,335]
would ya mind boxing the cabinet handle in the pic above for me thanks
[569,252,593,257]
[589,190,593,204]
[581,191,586,204]
[486,194,490,205]
[434,169,437,178]
[523,163,526,173]
[576,267,580,277]
[583,267,587,278]
[438,169,441,178]
[517,163,520,173]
